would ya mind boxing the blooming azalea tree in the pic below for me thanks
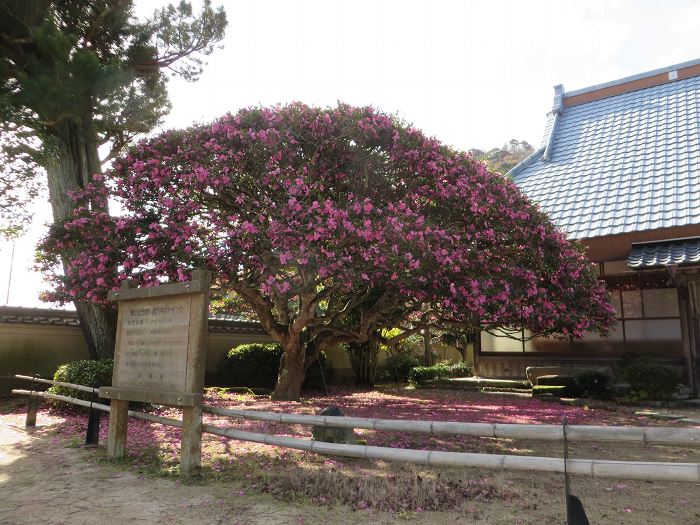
[38,103,614,400]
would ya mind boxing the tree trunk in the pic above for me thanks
[456,346,467,362]
[272,338,306,400]
[44,120,117,359]
[423,326,432,366]
[74,302,117,359]
[347,340,378,386]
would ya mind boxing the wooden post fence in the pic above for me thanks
[12,377,700,483]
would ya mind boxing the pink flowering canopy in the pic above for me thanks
[39,103,613,343]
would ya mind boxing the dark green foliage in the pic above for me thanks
[49,359,112,401]
[408,362,473,387]
[618,352,643,372]
[219,343,330,390]
[0,1,227,236]
[220,344,283,389]
[1,1,227,361]
[446,361,472,377]
[576,370,612,399]
[383,353,422,383]
[624,359,680,401]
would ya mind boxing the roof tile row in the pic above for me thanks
[512,74,700,239]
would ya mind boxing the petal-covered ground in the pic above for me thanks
[2,386,693,467]
[2,387,699,520]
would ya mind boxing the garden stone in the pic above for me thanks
[526,366,614,386]
[311,406,359,444]
[634,411,685,420]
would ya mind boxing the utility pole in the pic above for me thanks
[5,241,15,304]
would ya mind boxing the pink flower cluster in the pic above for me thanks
[38,102,613,338]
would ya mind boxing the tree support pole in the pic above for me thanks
[85,395,101,446]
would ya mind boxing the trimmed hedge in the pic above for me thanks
[49,359,113,401]
[408,362,472,386]
[220,343,283,389]
[383,353,422,383]
[624,359,680,401]
[218,343,330,390]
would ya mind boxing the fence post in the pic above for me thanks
[25,395,39,427]
[85,389,101,446]
[107,399,129,458]
[181,405,202,476]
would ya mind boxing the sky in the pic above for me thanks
[2,0,700,308]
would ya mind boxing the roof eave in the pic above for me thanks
[565,57,700,98]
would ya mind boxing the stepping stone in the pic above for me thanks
[634,411,685,420]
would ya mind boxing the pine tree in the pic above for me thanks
[0,0,227,358]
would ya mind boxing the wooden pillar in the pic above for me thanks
[687,280,700,396]
[107,399,129,458]
[25,396,39,427]
[181,405,202,476]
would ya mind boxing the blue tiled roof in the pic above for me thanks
[628,237,700,268]
[511,75,700,239]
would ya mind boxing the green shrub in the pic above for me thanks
[618,352,642,371]
[49,359,113,401]
[624,359,680,401]
[220,343,283,389]
[576,370,612,399]
[448,361,472,377]
[383,353,422,383]
[408,362,473,387]
[219,343,330,390]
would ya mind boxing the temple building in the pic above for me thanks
[477,59,700,395]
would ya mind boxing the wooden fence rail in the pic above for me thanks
[11,375,700,483]
[201,423,700,483]
[203,405,700,446]
[14,374,98,395]
[12,389,181,428]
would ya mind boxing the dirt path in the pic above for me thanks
[0,421,478,525]
[1,415,699,524]
[0,422,319,525]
